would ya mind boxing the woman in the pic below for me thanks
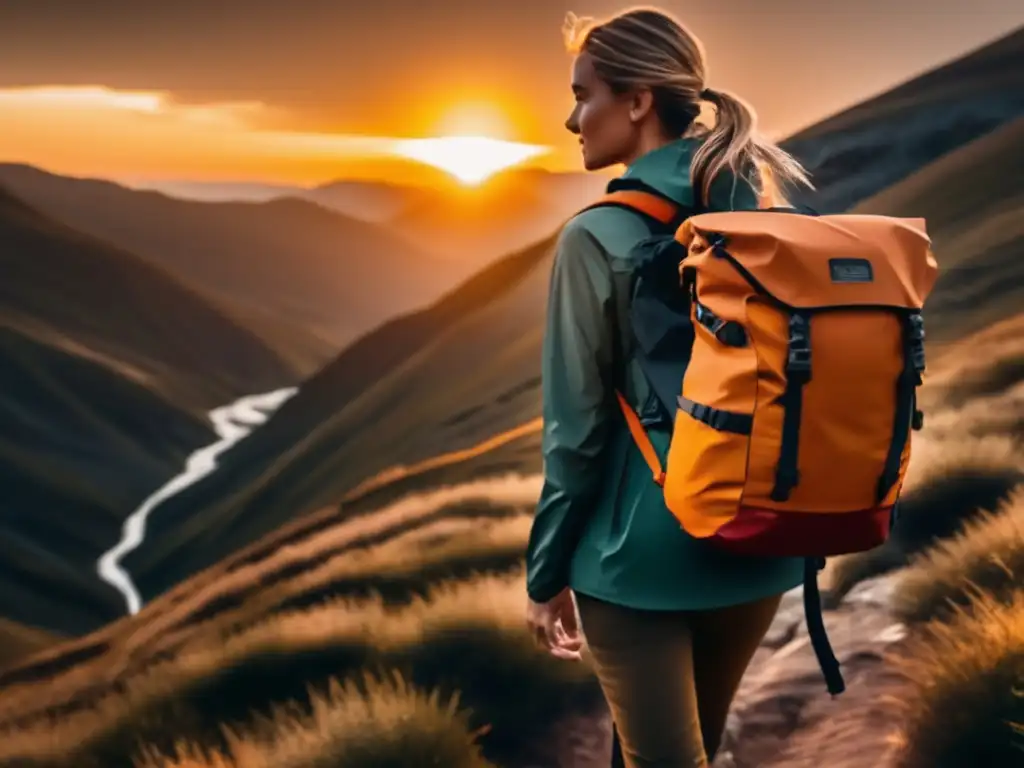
[524,7,814,767]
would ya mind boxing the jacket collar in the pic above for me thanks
[614,138,700,208]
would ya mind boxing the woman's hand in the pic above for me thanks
[526,587,584,661]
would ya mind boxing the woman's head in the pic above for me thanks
[563,6,812,205]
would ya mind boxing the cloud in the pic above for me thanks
[0,85,268,128]
[0,85,552,182]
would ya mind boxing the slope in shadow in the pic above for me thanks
[0,325,215,633]
[854,116,1024,343]
[0,185,294,412]
[782,25,1024,212]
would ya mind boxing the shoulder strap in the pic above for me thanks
[578,182,685,230]
[574,183,688,487]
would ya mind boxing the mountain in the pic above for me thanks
[390,168,605,269]
[0,165,459,372]
[124,179,302,204]
[0,186,293,412]
[128,177,434,224]
[781,25,1024,213]
[0,186,304,631]
[303,178,437,224]
[116,157,604,280]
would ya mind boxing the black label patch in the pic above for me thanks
[829,258,874,283]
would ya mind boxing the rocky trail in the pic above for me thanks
[526,574,911,768]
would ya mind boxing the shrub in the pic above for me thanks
[890,590,1024,768]
[136,671,495,768]
[893,489,1024,624]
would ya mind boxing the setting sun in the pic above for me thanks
[390,135,549,185]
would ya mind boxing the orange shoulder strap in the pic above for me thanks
[615,391,666,486]
[581,189,681,227]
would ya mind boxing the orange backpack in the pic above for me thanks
[583,185,939,694]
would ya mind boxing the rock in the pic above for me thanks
[843,574,899,608]
[718,573,911,768]
[762,586,806,649]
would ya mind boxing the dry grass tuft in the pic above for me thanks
[135,671,495,768]
[889,590,1024,768]
[0,572,599,768]
[0,493,537,721]
[824,432,1023,604]
[893,489,1024,625]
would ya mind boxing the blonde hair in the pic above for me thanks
[563,7,813,206]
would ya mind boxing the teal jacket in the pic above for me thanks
[525,138,805,610]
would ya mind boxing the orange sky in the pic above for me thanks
[0,1,1021,186]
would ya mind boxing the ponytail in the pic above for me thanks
[690,87,813,208]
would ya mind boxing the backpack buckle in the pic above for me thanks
[787,347,811,373]
[786,314,812,377]
[908,314,926,373]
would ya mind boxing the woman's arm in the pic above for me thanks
[525,217,616,604]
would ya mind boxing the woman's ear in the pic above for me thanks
[628,87,655,123]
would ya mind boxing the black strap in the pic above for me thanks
[804,557,845,696]
[610,723,626,767]
[771,312,812,501]
[677,396,752,434]
[876,312,926,503]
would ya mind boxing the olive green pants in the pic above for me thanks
[575,591,783,768]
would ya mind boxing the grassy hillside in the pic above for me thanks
[0,165,459,371]
[0,312,1019,766]
[781,25,1024,212]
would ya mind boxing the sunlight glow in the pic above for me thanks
[434,102,514,142]
[391,135,549,185]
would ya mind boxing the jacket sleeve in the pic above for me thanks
[525,218,616,603]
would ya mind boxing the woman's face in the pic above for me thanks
[565,52,639,170]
